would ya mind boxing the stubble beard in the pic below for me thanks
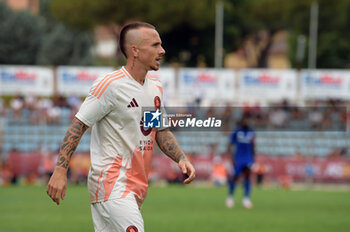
[150,62,160,71]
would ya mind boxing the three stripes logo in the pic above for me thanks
[127,98,139,108]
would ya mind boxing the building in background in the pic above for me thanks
[93,25,118,59]
[225,31,290,69]
[1,0,118,63]
[0,0,39,13]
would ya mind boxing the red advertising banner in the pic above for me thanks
[257,155,350,183]
[151,154,350,183]
[3,151,350,183]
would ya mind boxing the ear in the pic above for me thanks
[130,45,139,58]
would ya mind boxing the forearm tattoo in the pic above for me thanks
[156,129,188,163]
[56,118,88,169]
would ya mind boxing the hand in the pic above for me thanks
[46,167,67,205]
[178,159,196,184]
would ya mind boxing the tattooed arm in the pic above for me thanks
[156,128,196,184]
[46,117,88,205]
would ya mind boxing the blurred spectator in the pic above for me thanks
[69,153,90,184]
[67,95,82,111]
[281,99,291,112]
[278,175,292,189]
[242,103,253,117]
[289,107,303,120]
[39,146,55,183]
[10,94,24,122]
[252,162,267,186]
[193,83,203,107]
[24,171,39,186]
[211,155,227,187]
[53,94,68,108]
[305,162,314,183]
[206,143,218,158]
[308,107,323,130]
[206,105,216,118]
[24,94,37,110]
[148,164,160,184]
[0,162,15,186]
[67,95,82,121]
[269,107,287,128]
[251,103,266,129]
[37,97,53,123]
[322,108,333,129]
[47,105,61,124]
[221,105,233,133]
[165,167,183,184]
[328,147,347,158]
[29,106,40,124]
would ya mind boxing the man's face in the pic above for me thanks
[136,28,165,71]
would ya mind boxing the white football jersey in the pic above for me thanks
[76,67,164,205]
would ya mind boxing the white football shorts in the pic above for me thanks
[91,195,144,232]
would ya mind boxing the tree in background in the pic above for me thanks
[0,1,94,66]
[0,3,43,65]
[50,0,219,66]
[37,0,94,66]
[1,0,349,68]
[223,0,314,68]
[303,0,350,68]
[286,0,350,69]
[37,24,94,66]
[226,0,350,69]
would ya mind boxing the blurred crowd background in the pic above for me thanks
[0,0,350,187]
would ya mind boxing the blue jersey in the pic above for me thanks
[230,127,255,164]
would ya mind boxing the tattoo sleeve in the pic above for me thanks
[155,128,188,163]
[56,117,89,169]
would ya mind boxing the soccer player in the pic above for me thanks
[46,22,196,232]
[226,116,255,209]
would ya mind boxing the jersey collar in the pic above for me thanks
[121,66,147,87]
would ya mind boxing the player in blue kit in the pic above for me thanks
[226,116,255,209]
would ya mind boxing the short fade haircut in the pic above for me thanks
[119,22,155,58]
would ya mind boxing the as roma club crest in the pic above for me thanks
[154,96,161,110]
[126,225,138,232]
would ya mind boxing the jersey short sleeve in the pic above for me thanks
[76,83,116,127]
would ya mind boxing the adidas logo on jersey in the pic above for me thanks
[127,98,139,108]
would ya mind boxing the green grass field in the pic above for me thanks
[0,184,349,232]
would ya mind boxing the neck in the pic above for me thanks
[124,62,147,85]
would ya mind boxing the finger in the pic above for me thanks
[181,166,187,174]
[53,197,60,205]
[184,173,195,184]
[49,185,59,205]
[179,162,187,174]
[47,186,55,203]
[46,185,51,196]
[61,185,66,200]
[53,196,60,205]
[54,189,62,205]
[50,187,57,200]
[50,189,60,205]
[183,165,196,184]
